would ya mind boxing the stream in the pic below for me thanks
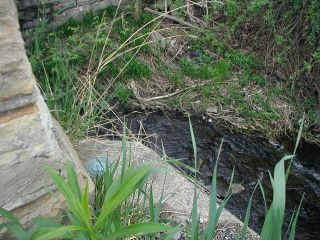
[101,110,320,239]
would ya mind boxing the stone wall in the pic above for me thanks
[0,0,91,234]
[16,0,125,29]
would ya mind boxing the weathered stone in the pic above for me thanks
[0,104,38,124]
[92,0,127,12]
[52,5,92,25]
[52,1,77,12]
[16,0,126,29]
[0,0,35,102]
[22,19,39,28]
[0,2,92,237]
[16,0,38,9]
[18,10,36,21]
[77,0,96,6]
[0,89,37,114]
[206,106,218,114]
[0,90,90,211]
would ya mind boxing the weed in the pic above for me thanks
[113,85,133,105]
[240,71,266,87]
[213,60,230,81]
[166,71,183,86]
[226,51,259,70]
[124,58,152,79]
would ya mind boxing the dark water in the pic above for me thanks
[101,110,320,239]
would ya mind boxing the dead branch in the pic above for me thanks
[143,80,212,101]
[144,7,198,29]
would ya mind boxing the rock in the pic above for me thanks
[0,2,92,237]
[0,0,36,103]
[84,156,110,178]
[206,106,218,114]
[172,231,182,240]
[231,183,245,194]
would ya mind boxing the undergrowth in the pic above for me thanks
[26,1,319,144]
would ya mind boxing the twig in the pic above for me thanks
[143,80,212,101]
[144,7,198,29]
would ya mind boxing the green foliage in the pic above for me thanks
[187,120,234,240]
[180,58,220,80]
[0,144,172,239]
[226,51,259,70]
[165,71,183,86]
[125,58,152,79]
[113,85,133,105]
[240,70,266,86]
[213,60,230,81]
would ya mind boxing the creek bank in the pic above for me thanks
[76,139,259,240]
[96,109,320,240]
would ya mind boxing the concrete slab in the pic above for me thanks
[77,138,259,239]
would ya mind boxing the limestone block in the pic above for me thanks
[0,89,37,114]
[0,0,35,104]
[52,1,77,12]
[18,10,36,21]
[0,2,92,233]
[0,89,90,211]
[52,5,92,25]
[78,0,96,6]
[91,0,113,11]
[16,0,38,10]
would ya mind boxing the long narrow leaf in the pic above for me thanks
[94,165,152,229]
[288,193,304,240]
[238,184,258,240]
[107,222,172,239]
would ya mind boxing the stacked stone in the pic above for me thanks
[16,0,124,29]
[0,0,91,234]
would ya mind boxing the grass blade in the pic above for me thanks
[107,222,172,239]
[190,188,200,240]
[94,165,152,229]
[288,193,304,240]
[238,184,258,240]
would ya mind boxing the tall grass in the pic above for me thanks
[238,116,305,240]
[186,117,234,240]
[29,1,223,141]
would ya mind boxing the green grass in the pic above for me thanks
[26,2,319,144]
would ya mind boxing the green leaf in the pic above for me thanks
[286,114,305,180]
[1,222,27,240]
[190,188,200,240]
[203,138,224,240]
[46,166,90,230]
[0,207,21,226]
[94,165,152,229]
[238,184,258,240]
[189,117,197,173]
[33,225,87,240]
[107,222,172,239]
[261,155,293,240]
[288,193,304,240]
[149,186,155,221]
[66,161,81,200]
[81,182,91,229]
